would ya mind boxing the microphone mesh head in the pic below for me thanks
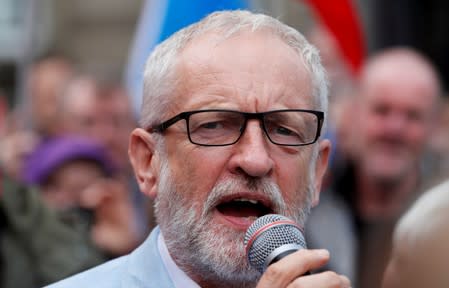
[244,214,306,273]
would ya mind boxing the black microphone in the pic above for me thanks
[244,214,307,273]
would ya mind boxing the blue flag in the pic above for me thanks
[125,0,249,117]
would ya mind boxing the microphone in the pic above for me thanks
[244,214,307,273]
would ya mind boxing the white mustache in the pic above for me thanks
[201,177,287,218]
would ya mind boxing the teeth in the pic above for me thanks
[233,198,259,204]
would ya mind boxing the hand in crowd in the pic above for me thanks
[256,249,351,288]
[0,131,40,179]
[79,178,140,256]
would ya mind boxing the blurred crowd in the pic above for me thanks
[1,15,449,288]
[0,54,155,287]
[305,25,449,288]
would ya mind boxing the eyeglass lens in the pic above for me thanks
[187,110,319,146]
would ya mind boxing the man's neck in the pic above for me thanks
[355,168,419,221]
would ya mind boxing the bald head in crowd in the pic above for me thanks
[352,48,440,195]
[382,179,449,288]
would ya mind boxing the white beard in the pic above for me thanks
[154,155,314,287]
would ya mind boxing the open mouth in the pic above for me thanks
[215,197,274,229]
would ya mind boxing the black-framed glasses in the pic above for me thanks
[148,109,324,147]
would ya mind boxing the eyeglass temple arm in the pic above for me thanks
[147,113,187,133]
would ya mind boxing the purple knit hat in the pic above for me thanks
[23,136,116,185]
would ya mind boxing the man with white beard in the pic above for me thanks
[47,10,350,288]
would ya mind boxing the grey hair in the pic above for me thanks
[140,10,328,133]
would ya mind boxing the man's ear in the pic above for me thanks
[128,128,160,199]
[311,139,331,207]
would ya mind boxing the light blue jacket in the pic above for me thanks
[46,227,175,288]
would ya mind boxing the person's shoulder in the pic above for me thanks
[45,255,128,288]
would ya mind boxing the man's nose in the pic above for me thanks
[228,120,274,178]
[384,112,408,134]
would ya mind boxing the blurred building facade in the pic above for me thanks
[0,0,143,108]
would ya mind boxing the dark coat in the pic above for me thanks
[0,173,106,288]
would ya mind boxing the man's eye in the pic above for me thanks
[275,126,295,136]
[198,121,223,130]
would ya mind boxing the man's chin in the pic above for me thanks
[177,211,248,264]
[189,219,260,282]
[202,216,247,255]
[369,165,412,184]
[363,155,412,176]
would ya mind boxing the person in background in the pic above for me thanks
[22,137,115,211]
[0,55,74,179]
[382,179,449,288]
[22,136,141,256]
[55,76,138,179]
[99,84,156,230]
[424,96,449,186]
[28,55,75,137]
[56,76,152,236]
[305,25,358,282]
[1,170,108,288]
[307,47,441,288]
[55,75,102,138]
[47,10,351,288]
[96,84,137,176]
[0,92,105,288]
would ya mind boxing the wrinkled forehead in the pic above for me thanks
[173,30,313,106]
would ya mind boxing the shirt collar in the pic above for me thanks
[157,232,201,288]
